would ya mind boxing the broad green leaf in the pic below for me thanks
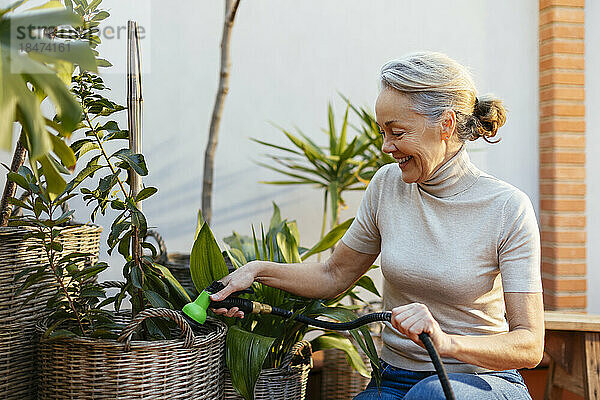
[354,275,381,297]
[135,186,157,202]
[269,202,282,231]
[38,155,66,199]
[6,171,29,191]
[144,290,173,309]
[154,263,192,304]
[226,326,276,400]
[275,225,301,264]
[301,218,353,260]
[190,223,229,293]
[49,132,76,170]
[111,149,148,176]
[311,333,369,377]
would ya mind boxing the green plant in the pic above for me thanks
[0,0,98,225]
[190,203,381,400]
[253,99,394,242]
[61,0,191,332]
[7,0,190,340]
[8,166,116,339]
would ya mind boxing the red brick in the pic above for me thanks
[539,166,585,180]
[542,261,586,275]
[541,230,586,243]
[539,151,585,164]
[540,8,584,25]
[540,87,585,101]
[539,134,585,149]
[539,0,585,10]
[540,119,585,133]
[540,213,586,228]
[542,245,586,258]
[540,182,586,196]
[539,24,585,41]
[543,278,587,292]
[543,293,586,309]
[540,40,585,56]
[540,71,585,86]
[540,55,585,71]
[541,199,585,212]
[540,103,585,118]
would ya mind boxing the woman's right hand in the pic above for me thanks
[209,261,259,319]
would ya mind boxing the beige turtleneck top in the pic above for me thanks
[341,147,541,373]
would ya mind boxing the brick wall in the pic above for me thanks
[539,0,586,310]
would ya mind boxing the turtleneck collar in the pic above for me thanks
[416,146,480,198]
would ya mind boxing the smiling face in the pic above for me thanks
[375,88,458,183]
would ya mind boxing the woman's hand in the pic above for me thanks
[209,261,260,319]
[391,303,453,357]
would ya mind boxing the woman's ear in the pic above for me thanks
[440,110,457,141]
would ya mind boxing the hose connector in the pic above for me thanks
[251,301,272,314]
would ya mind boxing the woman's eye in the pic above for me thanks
[391,131,405,138]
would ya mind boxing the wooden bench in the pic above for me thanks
[544,311,600,400]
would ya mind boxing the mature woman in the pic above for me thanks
[210,51,544,399]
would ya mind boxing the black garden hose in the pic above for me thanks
[208,296,456,400]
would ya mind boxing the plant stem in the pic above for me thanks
[318,190,328,262]
[43,205,86,335]
[0,134,26,227]
[82,109,129,199]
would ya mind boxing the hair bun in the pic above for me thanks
[471,95,507,143]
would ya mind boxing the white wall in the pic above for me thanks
[586,0,599,313]
[0,0,540,292]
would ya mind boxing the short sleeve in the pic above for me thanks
[341,169,383,255]
[498,190,542,292]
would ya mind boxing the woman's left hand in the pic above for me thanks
[391,303,454,357]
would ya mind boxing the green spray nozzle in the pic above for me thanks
[182,281,257,324]
[182,290,211,324]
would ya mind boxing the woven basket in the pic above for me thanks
[320,334,384,400]
[37,307,227,400]
[224,340,312,400]
[0,224,102,400]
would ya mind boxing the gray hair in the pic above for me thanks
[380,51,506,143]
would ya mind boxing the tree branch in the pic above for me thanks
[202,0,241,225]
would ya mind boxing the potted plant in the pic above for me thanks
[253,99,394,398]
[253,99,394,243]
[0,2,100,398]
[5,2,227,399]
[190,203,381,400]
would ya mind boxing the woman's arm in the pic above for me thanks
[392,292,545,370]
[210,242,378,317]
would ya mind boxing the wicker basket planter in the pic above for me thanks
[37,308,227,400]
[320,325,383,399]
[224,340,312,400]
[0,224,102,400]
[321,347,371,399]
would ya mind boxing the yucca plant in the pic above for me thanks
[190,203,381,400]
[253,99,394,243]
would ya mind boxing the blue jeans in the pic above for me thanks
[353,360,532,400]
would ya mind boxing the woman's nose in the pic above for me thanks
[381,136,396,154]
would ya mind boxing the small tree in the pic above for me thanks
[202,0,241,225]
